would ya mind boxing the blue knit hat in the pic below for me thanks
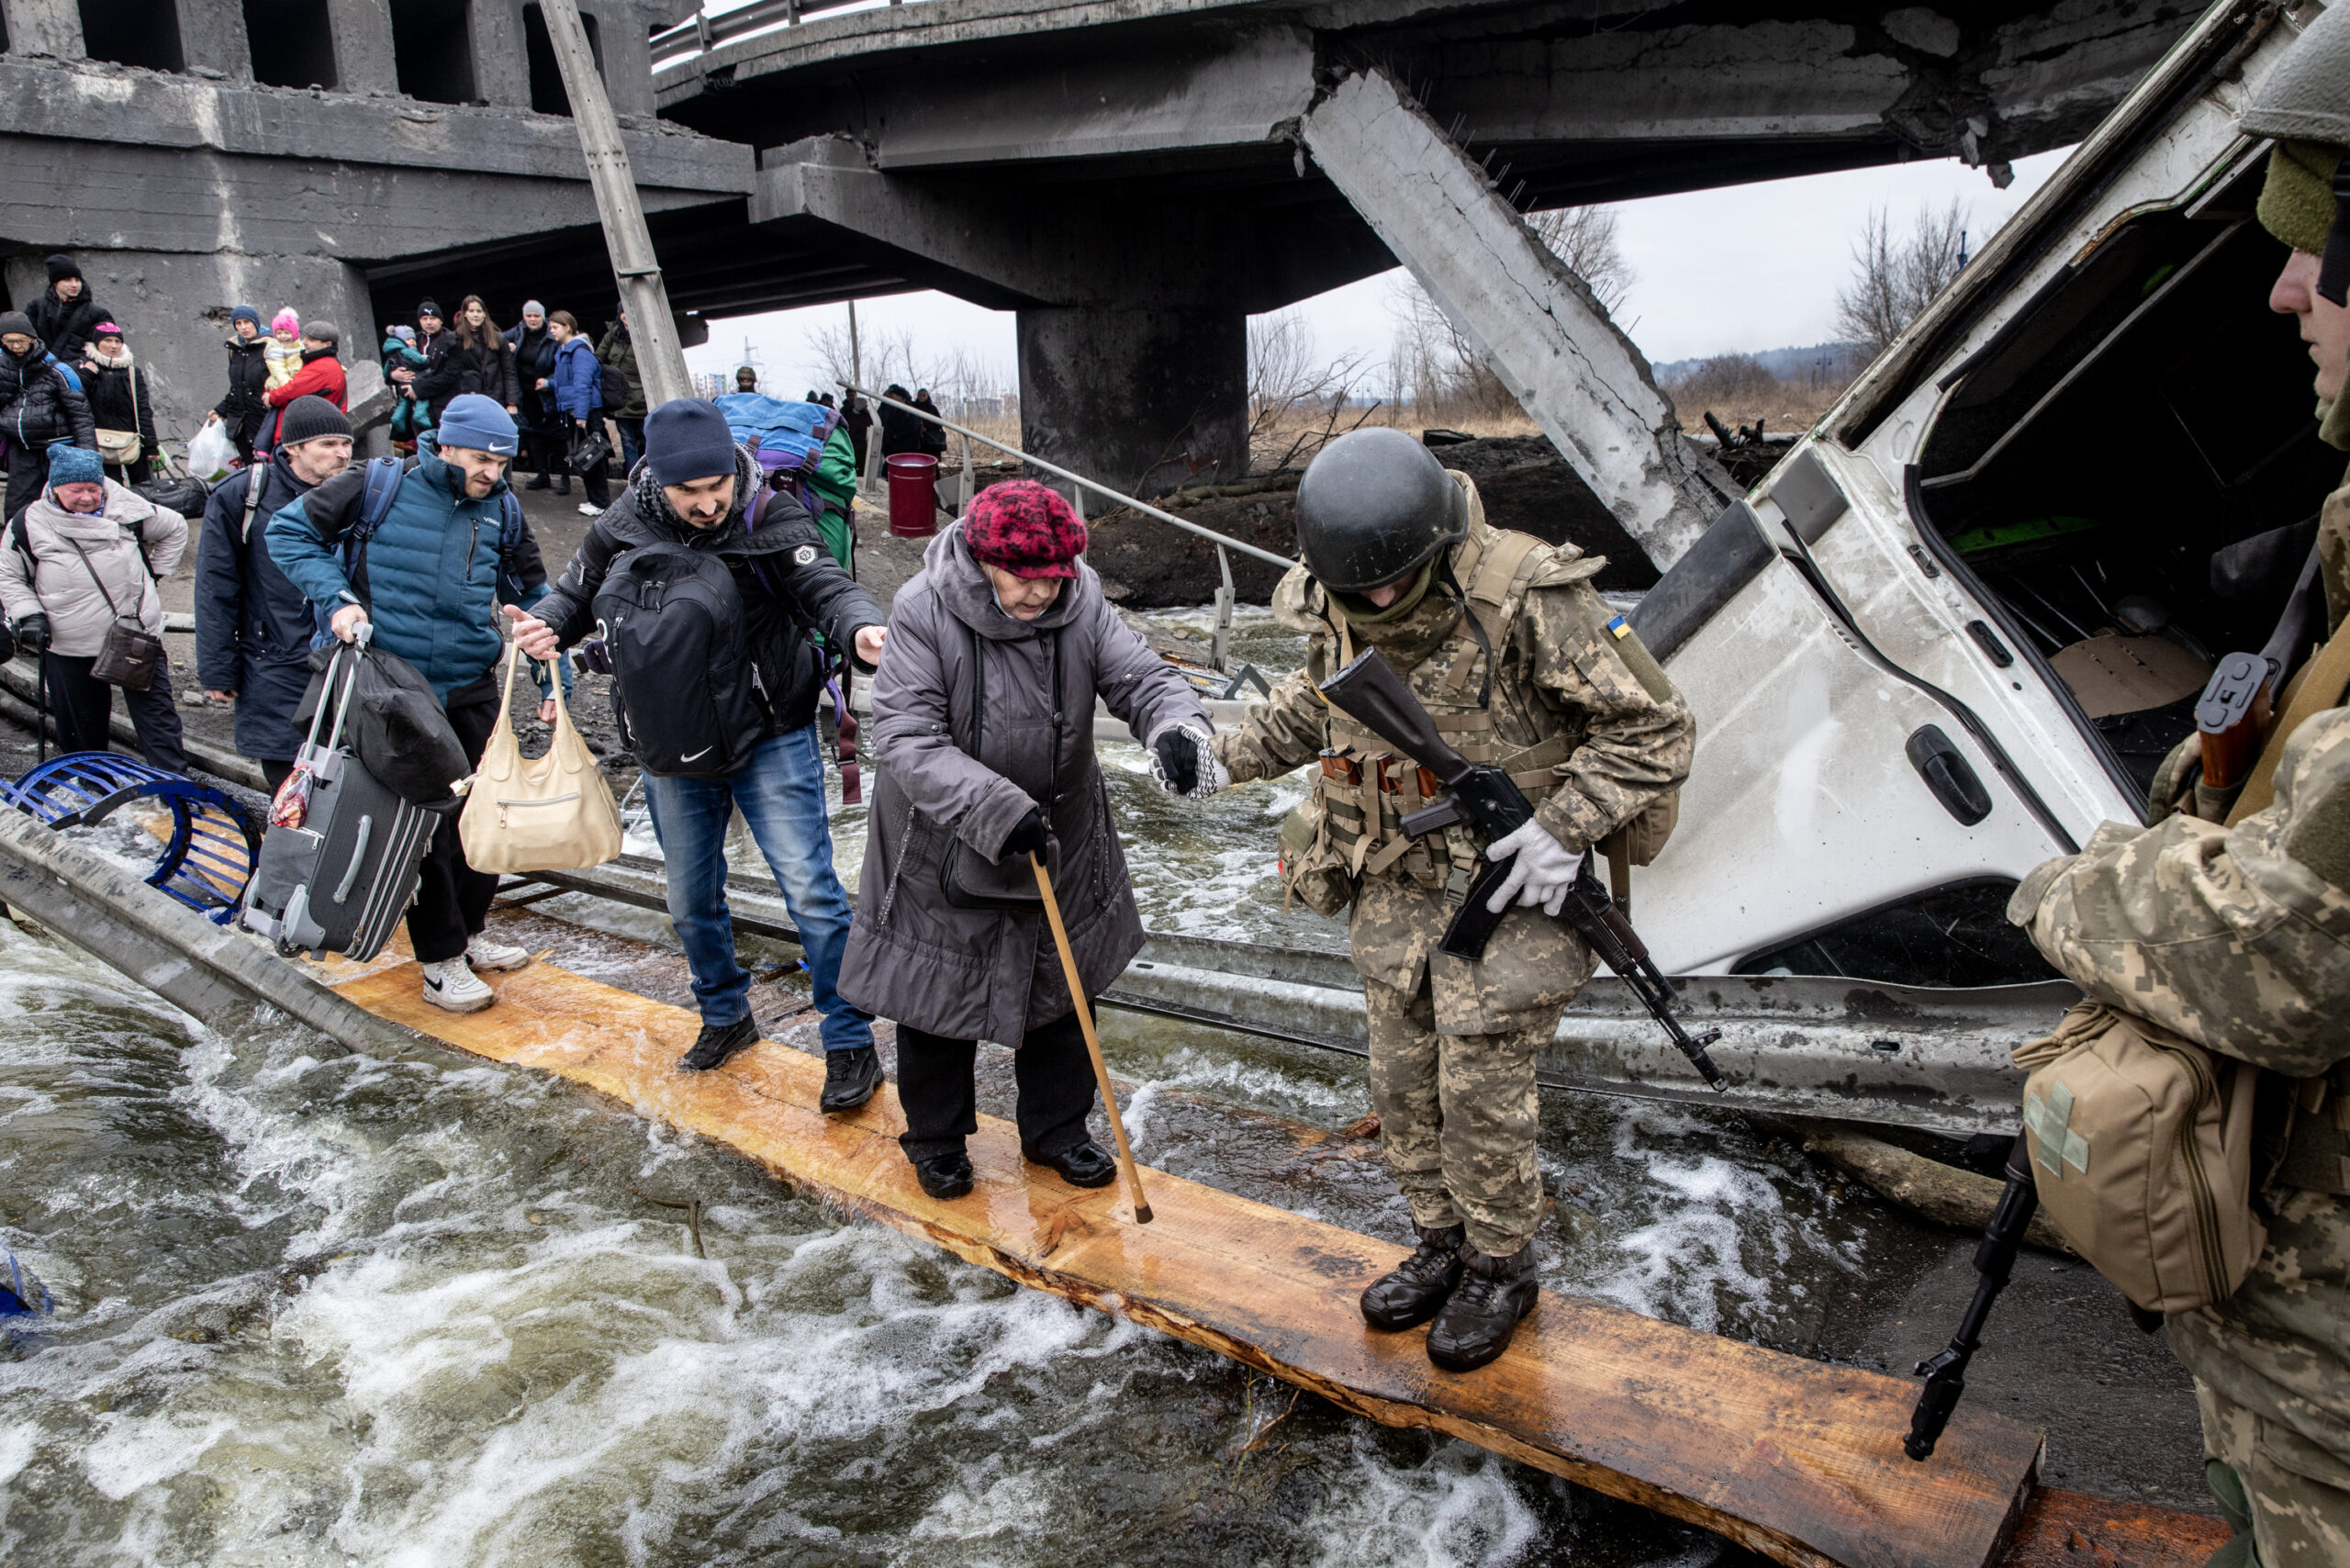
[229,306,261,331]
[46,444,105,488]
[645,398,738,485]
[435,394,519,456]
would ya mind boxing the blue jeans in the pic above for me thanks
[617,417,643,476]
[640,723,874,1051]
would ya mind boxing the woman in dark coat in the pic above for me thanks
[877,383,924,458]
[505,302,562,490]
[79,322,159,484]
[452,296,518,411]
[207,307,272,463]
[838,481,1219,1200]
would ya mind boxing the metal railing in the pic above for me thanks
[651,0,912,72]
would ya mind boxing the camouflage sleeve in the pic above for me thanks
[1520,579,1695,853]
[2010,704,2350,1075]
[1213,665,1330,783]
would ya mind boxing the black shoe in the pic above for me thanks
[678,1014,755,1072]
[820,1046,882,1112]
[1426,1243,1540,1372]
[555,476,572,496]
[524,473,551,491]
[1022,1139,1116,1188]
[911,1148,974,1200]
[1360,1223,1467,1331]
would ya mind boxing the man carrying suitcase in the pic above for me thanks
[266,394,557,1013]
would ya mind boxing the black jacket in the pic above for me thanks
[410,329,464,409]
[455,332,517,407]
[912,395,949,456]
[214,337,271,432]
[878,391,925,459]
[0,345,96,452]
[196,451,330,759]
[505,323,558,430]
[532,448,885,736]
[82,358,157,452]
[28,288,106,363]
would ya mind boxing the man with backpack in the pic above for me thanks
[196,395,353,792]
[266,394,557,1015]
[504,398,890,1104]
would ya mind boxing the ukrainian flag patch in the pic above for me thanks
[1606,615,1632,639]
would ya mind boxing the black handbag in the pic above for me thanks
[567,424,612,476]
[65,537,163,690]
[940,623,1060,911]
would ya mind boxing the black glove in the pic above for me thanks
[1151,727,1199,794]
[16,613,49,655]
[1000,807,1049,861]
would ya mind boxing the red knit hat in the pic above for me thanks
[964,481,1087,579]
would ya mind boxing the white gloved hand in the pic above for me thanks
[1147,723,1230,799]
[1483,819,1584,917]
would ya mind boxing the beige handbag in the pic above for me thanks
[457,643,622,874]
[2014,1001,2266,1315]
[95,360,144,465]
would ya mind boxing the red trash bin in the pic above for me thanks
[886,453,940,538]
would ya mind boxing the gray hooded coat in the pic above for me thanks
[838,525,1210,1043]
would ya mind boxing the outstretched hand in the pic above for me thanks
[504,603,559,661]
[854,624,888,665]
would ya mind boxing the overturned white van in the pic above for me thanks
[1633,0,2336,985]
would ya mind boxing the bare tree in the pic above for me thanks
[1530,206,1636,317]
[1248,311,1377,472]
[1835,199,1970,355]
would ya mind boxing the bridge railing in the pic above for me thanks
[651,0,912,70]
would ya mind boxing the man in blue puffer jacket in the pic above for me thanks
[267,394,556,1015]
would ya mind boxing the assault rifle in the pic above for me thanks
[1904,1134,2038,1461]
[1317,648,1727,1090]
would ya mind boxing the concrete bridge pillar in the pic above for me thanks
[1,0,83,56]
[1017,303,1247,499]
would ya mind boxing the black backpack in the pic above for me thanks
[591,541,769,777]
[598,361,629,411]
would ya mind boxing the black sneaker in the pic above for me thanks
[1360,1223,1467,1331]
[1021,1139,1116,1188]
[820,1046,882,1112]
[1426,1243,1540,1372]
[910,1148,974,1200]
[679,1015,755,1073]
[524,474,551,491]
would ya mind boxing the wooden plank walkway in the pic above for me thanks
[322,948,2051,1568]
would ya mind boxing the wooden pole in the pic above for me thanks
[1031,853,1153,1223]
[537,0,696,409]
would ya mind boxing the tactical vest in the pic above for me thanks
[1277,521,1675,914]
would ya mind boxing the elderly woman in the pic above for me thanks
[841,482,1224,1199]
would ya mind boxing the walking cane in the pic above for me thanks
[34,652,46,765]
[1030,852,1154,1224]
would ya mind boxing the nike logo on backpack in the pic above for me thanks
[680,746,713,763]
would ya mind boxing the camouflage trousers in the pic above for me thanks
[2169,1189,2350,1566]
[1366,974,1545,1259]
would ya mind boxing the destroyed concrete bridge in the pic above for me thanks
[0,0,2208,560]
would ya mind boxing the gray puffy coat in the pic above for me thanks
[0,480,185,655]
[838,525,1210,1042]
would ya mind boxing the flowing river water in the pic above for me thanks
[0,610,2199,1562]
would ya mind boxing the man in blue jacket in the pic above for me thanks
[267,395,554,1014]
[196,396,353,791]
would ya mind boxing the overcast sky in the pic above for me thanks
[685,147,2073,397]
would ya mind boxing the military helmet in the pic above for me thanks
[1293,427,1470,593]
[2243,2,2350,149]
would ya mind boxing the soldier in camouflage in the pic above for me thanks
[2008,12,2350,1562]
[1209,427,1692,1371]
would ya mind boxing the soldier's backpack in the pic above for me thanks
[2012,1001,2266,1315]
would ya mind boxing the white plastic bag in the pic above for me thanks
[186,421,235,482]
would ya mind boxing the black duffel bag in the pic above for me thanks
[296,637,471,812]
[136,471,210,518]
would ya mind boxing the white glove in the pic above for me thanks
[1147,723,1229,799]
[1483,819,1584,917]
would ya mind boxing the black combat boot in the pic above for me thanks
[820,1046,882,1112]
[1425,1242,1539,1372]
[910,1148,975,1200]
[1360,1223,1466,1331]
[678,1014,755,1072]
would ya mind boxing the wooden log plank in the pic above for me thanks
[324,953,2042,1568]
[2003,1490,2233,1568]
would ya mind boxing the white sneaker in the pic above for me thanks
[420,958,495,1014]
[577,502,600,516]
[466,935,532,972]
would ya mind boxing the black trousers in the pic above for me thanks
[5,443,50,522]
[42,650,185,773]
[403,670,499,966]
[896,1012,1096,1161]
[260,756,297,794]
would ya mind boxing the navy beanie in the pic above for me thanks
[229,305,261,331]
[435,393,518,456]
[645,398,738,485]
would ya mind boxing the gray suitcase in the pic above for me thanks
[240,635,436,961]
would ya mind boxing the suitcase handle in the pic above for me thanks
[303,627,375,758]
[333,815,373,903]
